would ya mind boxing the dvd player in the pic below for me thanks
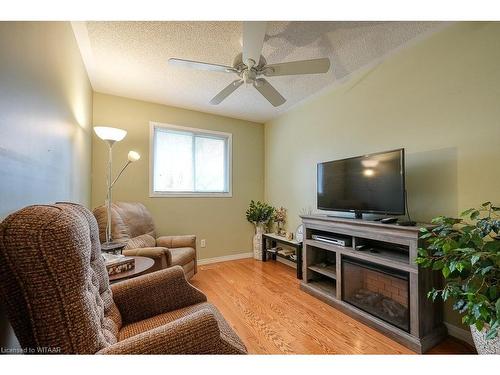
[312,234,352,247]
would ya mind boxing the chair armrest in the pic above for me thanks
[156,234,196,249]
[124,234,157,250]
[111,266,207,324]
[98,309,221,354]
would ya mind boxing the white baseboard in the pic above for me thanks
[444,322,474,346]
[197,252,253,265]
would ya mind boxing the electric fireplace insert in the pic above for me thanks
[342,256,410,332]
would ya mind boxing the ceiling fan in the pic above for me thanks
[169,22,331,107]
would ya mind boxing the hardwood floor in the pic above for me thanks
[190,258,475,354]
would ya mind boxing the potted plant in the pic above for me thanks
[416,202,500,354]
[246,200,275,259]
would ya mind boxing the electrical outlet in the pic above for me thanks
[200,239,206,248]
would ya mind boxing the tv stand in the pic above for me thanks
[300,214,445,353]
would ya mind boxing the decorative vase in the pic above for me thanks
[276,221,283,236]
[470,324,500,354]
[253,223,265,260]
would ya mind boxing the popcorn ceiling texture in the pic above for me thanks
[79,21,447,123]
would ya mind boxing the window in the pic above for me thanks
[150,122,232,197]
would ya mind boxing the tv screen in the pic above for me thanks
[317,149,405,215]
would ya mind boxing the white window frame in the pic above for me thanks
[149,121,232,198]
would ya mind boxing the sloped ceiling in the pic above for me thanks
[73,21,448,123]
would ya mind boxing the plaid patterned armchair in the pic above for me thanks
[0,203,246,354]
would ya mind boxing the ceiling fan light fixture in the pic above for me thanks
[245,58,256,69]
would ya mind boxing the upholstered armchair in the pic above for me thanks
[93,202,197,279]
[0,203,246,354]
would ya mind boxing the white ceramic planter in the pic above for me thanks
[253,223,265,260]
[470,325,500,354]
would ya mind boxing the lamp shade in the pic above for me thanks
[127,151,141,162]
[94,126,127,142]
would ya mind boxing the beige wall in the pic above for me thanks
[0,22,93,219]
[264,22,500,328]
[92,93,264,259]
[0,21,93,349]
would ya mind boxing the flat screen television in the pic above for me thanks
[317,149,405,218]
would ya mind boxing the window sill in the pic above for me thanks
[149,192,233,198]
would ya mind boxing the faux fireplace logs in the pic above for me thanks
[342,257,410,331]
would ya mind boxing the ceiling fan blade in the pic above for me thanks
[253,79,286,107]
[242,21,267,68]
[264,58,331,77]
[210,80,244,105]
[169,58,236,73]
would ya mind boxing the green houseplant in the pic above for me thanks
[246,201,275,260]
[415,202,500,354]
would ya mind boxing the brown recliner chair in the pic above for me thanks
[0,203,246,354]
[93,202,197,279]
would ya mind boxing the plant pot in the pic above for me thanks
[470,324,500,354]
[253,223,265,260]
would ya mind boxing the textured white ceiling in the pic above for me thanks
[75,21,448,123]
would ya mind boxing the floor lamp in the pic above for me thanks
[94,126,141,246]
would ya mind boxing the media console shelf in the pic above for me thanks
[300,214,446,353]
